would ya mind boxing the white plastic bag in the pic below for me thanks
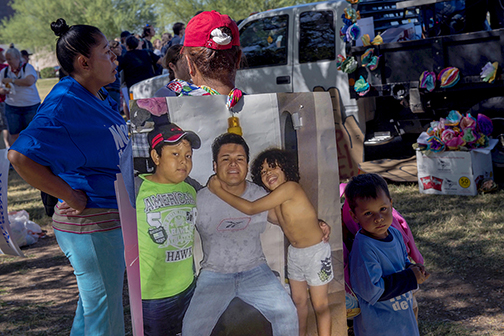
[8,210,42,247]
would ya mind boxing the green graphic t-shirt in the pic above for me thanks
[136,174,197,299]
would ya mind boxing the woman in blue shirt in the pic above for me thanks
[8,18,128,336]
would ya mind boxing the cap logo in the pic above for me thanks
[210,28,232,46]
[151,131,184,148]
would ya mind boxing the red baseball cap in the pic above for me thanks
[148,123,201,150]
[184,10,240,50]
[0,48,4,53]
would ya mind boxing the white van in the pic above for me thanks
[235,0,360,119]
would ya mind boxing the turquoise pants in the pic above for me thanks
[54,228,126,336]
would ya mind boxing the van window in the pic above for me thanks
[239,15,289,68]
[299,11,335,63]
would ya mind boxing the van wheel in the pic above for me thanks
[467,96,504,137]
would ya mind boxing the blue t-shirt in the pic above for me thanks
[349,227,419,336]
[11,76,129,209]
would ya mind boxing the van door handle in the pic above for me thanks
[276,76,291,85]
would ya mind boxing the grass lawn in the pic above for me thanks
[36,78,58,101]
[3,171,504,335]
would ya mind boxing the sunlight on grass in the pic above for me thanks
[389,184,504,277]
[36,78,58,102]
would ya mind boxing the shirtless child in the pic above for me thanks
[208,148,333,336]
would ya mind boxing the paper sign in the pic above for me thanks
[0,149,24,257]
[121,92,346,335]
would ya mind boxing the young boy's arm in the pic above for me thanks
[379,264,429,301]
[378,269,418,301]
[208,175,296,215]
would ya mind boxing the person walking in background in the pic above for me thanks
[153,39,162,56]
[0,47,9,148]
[118,35,160,89]
[169,22,185,47]
[20,50,31,65]
[0,47,41,143]
[160,32,172,56]
[120,31,131,56]
[141,24,156,51]
[106,40,122,111]
[8,18,128,335]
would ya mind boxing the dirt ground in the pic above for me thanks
[1,224,504,335]
[0,226,131,336]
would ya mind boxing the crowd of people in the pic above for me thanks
[3,9,432,336]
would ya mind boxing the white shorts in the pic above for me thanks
[287,241,333,286]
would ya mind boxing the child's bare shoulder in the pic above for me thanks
[277,181,303,192]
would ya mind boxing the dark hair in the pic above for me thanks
[126,35,139,50]
[51,18,103,75]
[142,25,152,38]
[173,22,185,36]
[184,27,240,84]
[344,173,391,212]
[162,44,184,80]
[251,149,300,190]
[211,133,250,164]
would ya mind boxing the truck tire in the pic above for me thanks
[467,96,504,137]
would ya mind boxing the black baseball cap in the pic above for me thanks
[148,123,201,150]
[21,50,32,57]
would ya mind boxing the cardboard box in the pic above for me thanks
[416,140,498,196]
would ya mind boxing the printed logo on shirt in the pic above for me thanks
[144,191,196,212]
[145,206,197,263]
[389,291,413,311]
[318,256,333,282]
[109,123,129,157]
[217,217,251,231]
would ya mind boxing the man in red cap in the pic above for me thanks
[0,48,9,148]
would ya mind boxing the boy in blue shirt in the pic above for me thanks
[346,174,429,336]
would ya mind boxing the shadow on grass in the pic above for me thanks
[390,185,504,335]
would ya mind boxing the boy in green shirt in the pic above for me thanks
[135,122,201,336]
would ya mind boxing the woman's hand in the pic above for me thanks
[1,78,12,85]
[8,150,88,215]
[58,190,88,215]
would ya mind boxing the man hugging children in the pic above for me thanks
[135,123,201,336]
[346,174,430,336]
[208,148,333,336]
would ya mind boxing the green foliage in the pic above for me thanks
[40,67,57,79]
[0,0,157,50]
[152,0,313,26]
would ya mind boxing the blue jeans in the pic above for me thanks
[142,280,196,336]
[54,228,126,336]
[0,102,7,130]
[5,103,39,134]
[182,263,298,336]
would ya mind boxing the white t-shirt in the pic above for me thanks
[1,63,41,107]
